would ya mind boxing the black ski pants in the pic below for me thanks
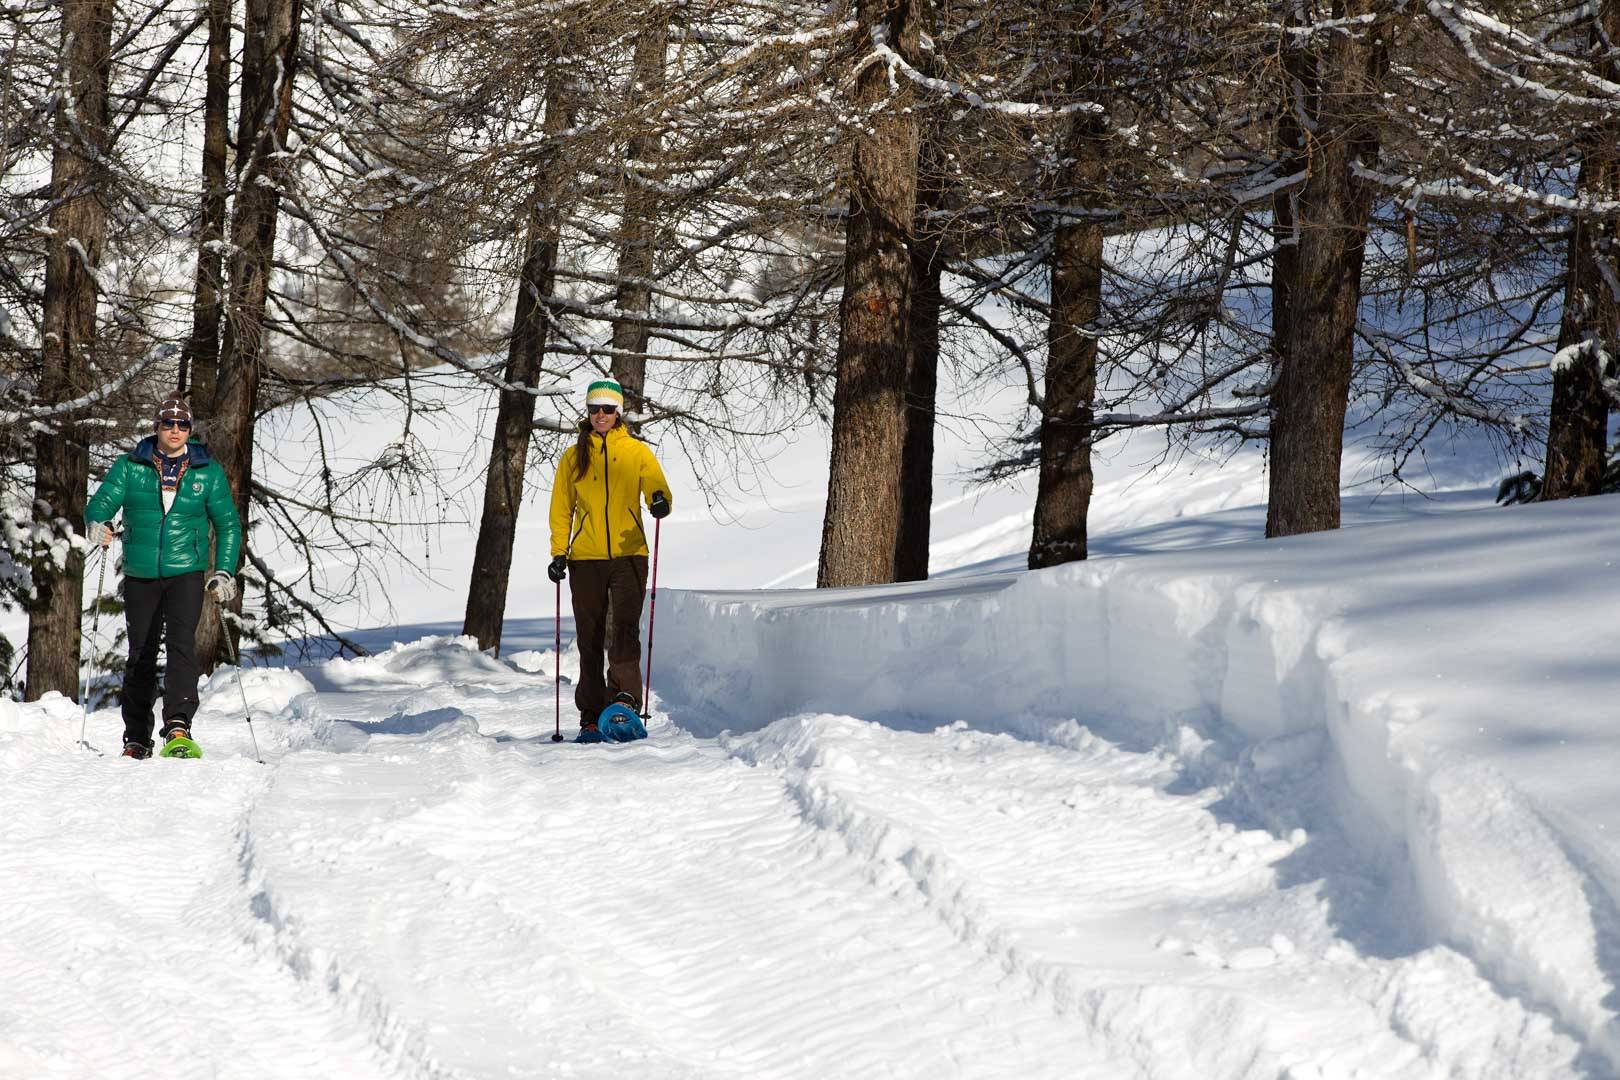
[121,571,203,748]
[568,555,647,721]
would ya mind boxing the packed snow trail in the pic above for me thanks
[1,633,1586,1079]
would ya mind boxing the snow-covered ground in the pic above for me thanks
[4,475,1618,1077]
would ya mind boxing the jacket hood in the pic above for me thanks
[130,435,213,467]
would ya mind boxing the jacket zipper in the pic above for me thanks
[601,432,612,559]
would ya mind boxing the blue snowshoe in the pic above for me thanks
[597,702,648,743]
[574,719,607,744]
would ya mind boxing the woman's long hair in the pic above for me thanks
[574,414,623,480]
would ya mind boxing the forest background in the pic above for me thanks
[2,0,1616,699]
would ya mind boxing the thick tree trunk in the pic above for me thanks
[609,21,668,417]
[1541,3,1619,501]
[894,222,941,582]
[817,0,922,588]
[463,84,572,653]
[1265,2,1387,538]
[893,124,947,583]
[1029,3,1105,570]
[180,0,232,415]
[24,0,114,702]
[195,0,300,672]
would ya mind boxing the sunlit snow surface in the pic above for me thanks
[4,491,1619,1078]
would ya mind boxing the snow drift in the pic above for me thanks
[655,494,1620,1067]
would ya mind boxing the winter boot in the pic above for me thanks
[122,740,153,760]
[574,716,606,744]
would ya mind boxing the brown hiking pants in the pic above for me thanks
[568,555,648,720]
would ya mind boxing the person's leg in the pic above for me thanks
[158,572,203,737]
[569,560,612,723]
[604,556,649,707]
[120,577,163,749]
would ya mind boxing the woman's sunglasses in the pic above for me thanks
[587,404,618,415]
[159,419,192,430]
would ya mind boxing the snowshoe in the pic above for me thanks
[121,741,152,760]
[597,702,648,743]
[574,718,607,745]
[159,728,202,759]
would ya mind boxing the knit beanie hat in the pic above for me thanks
[585,379,624,410]
[155,396,192,425]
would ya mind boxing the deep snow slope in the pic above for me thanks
[657,493,1620,1073]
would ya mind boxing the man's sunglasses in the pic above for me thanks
[159,419,192,430]
[587,404,618,415]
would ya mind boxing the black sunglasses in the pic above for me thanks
[159,419,192,430]
[587,404,618,415]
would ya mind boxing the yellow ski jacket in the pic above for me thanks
[549,425,673,560]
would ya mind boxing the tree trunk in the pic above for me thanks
[1541,2,1619,501]
[1265,1,1387,539]
[1029,2,1106,570]
[180,0,232,416]
[195,0,301,672]
[894,222,941,582]
[817,0,922,589]
[463,83,572,653]
[609,21,668,417]
[894,127,946,583]
[24,0,114,702]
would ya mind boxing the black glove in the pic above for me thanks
[649,491,671,520]
[547,555,568,583]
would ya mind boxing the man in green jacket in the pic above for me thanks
[85,396,242,759]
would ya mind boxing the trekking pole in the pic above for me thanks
[78,546,109,754]
[216,603,265,764]
[551,578,564,742]
[641,516,661,721]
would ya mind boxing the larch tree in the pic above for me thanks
[817,0,924,588]
[24,0,115,701]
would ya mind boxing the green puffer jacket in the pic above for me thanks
[85,436,242,580]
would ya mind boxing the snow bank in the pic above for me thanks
[656,494,1620,1065]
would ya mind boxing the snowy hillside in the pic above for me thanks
[4,487,1617,1078]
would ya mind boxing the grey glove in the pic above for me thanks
[86,520,115,548]
[206,571,237,604]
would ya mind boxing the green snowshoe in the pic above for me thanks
[159,731,203,759]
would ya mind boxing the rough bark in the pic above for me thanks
[195,0,301,672]
[180,0,232,416]
[1541,2,1619,501]
[1265,1,1388,538]
[463,83,572,653]
[817,0,922,589]
[1029,2,1106,571]
[609,21,668,417]
[24,0,114,702]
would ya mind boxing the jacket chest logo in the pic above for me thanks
[191,481,204,493]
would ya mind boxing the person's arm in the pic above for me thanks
[549,449,578,557]
[205,469,243,573]
[639,445,672,516]
[84,456,130,524]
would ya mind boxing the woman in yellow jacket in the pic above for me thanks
[548,379,672,741]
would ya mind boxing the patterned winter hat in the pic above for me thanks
[155,396,192,425]
[585,379,624,409]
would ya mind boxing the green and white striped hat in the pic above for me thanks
[585,378,624,409]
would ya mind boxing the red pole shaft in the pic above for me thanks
[642,516,661,719]
[554,577,563,741]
